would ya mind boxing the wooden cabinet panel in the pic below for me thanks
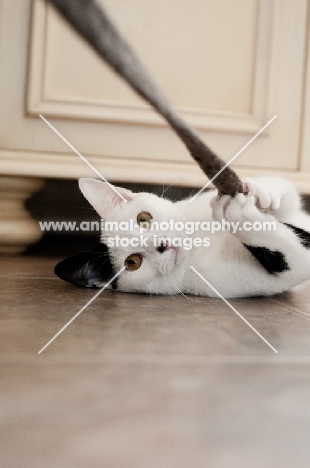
[301,5,310,174]
[0,0,309,191]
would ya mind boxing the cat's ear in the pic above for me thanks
[79,178,134,218]
[55,243,117,288]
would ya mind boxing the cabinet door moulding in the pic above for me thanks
[27,0,273,135]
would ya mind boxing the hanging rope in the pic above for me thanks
[45,0,243,196]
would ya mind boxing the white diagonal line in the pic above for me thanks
[189,114,277,202]
[190,266,278,354]
[39,114,128,202]
[38,266,126,354]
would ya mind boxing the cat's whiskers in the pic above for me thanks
[161,185,172,198]
[79,253,111,274]
[163,274,178,300]
[168,272,190,300]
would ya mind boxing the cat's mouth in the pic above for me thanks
[167,246,179,269]
[166,245,179,254]
[155,245,182,276]
[172,246,181,264]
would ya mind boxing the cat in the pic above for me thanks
[55,177,310,298]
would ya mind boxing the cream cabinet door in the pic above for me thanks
[0,0,309,191]
[301,8,310,178]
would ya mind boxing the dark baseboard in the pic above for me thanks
[25,179,198,256]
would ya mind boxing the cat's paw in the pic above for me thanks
[211,192,268,224]
[243,178,282,212]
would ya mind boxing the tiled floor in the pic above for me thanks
[1,256,310,467]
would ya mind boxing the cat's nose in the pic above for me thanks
[157,242,167,253]
[156,238,171,253]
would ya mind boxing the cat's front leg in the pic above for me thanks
[243,177,301,221]
[211,192,310,286]
[211,192,275,246]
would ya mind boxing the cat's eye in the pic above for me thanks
[137,211,152,229]
[125,254,142,271]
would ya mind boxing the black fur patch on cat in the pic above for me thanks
[243,245,290,275]
[284,223,310,249]
[55,242,117,288]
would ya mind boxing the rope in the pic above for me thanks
[46,0,243,196]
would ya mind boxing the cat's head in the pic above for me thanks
[55,178,189,294]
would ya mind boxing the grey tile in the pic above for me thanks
[1,256,310,468]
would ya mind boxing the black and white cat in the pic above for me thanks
[55,177,310,298]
